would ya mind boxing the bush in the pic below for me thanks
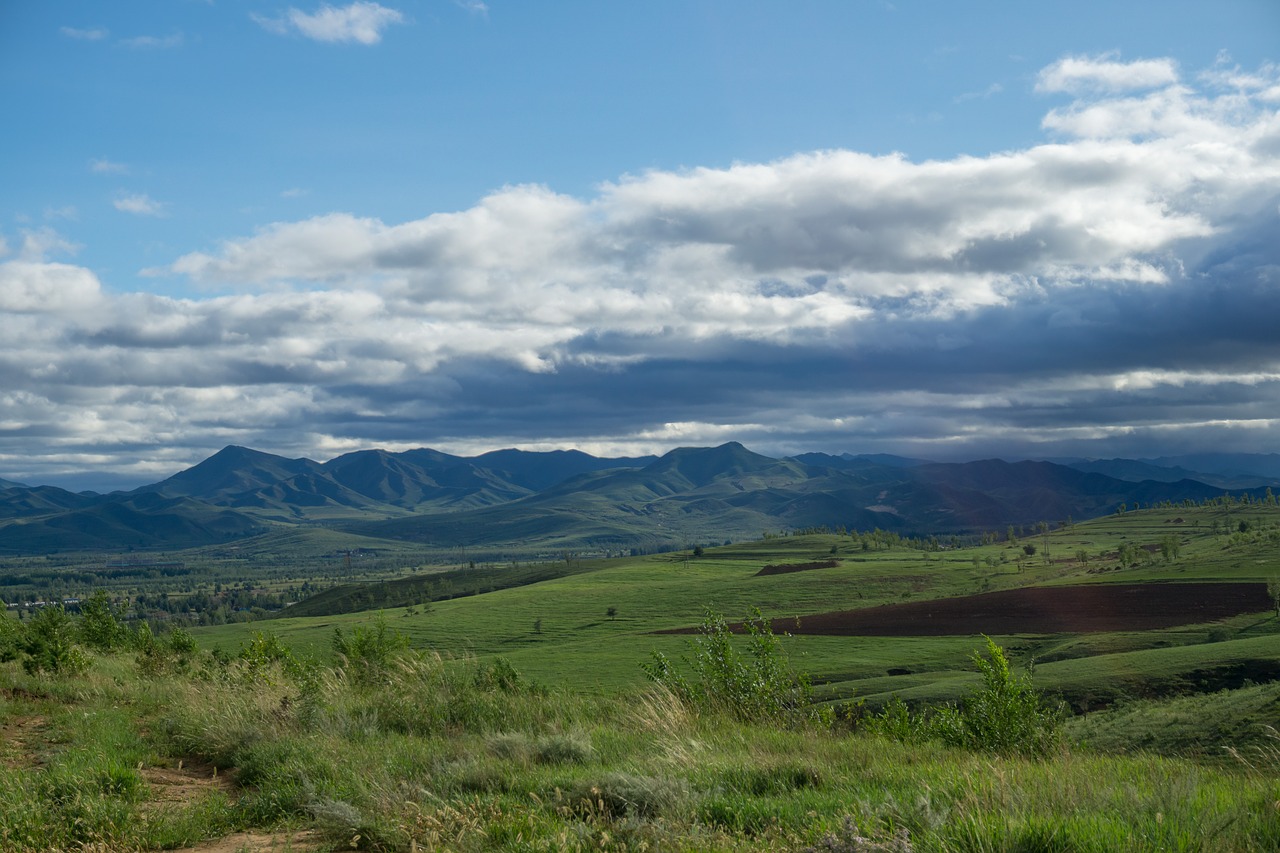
[332,613,408,683]
[939,637,1062,756]
[869,638,1062,757]
[642,607,813,722]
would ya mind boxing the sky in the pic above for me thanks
[2,1,1280,491]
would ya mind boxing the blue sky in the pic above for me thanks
[2,1,1280,489]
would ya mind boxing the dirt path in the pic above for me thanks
[165,831,323,852]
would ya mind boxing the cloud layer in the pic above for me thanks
[4,55,1280,485]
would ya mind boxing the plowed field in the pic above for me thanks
[784,582,1271,635]
[663,583,1271,636]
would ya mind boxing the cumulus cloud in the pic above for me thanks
[253,2,405,45]
[114,193,168,217]
[1036,54,1178,94]
[4,55,1280,484]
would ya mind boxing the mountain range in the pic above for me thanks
[0,443,1275,555]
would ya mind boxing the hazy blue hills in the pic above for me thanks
[0,443,1277,554]
[0,491,265,553]
[1064,455,1280,489]
[0,484,100,518]
[339,445,1239,553]
[792,452,929,471]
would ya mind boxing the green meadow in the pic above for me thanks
[1,501,1278,850]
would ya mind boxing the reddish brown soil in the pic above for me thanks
[666,583,1272,637]
[787,582,1271,636]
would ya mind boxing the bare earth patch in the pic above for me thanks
[165,831,323,852]
[780,582,1272,635]
[141,764,323,852]
[142,762,236,807]
[0,714,48,769]
[662,582,1272,636]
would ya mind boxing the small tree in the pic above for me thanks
[1268,577,1280,618]
[77,590,127,652]
[21,605,87,676]
[642,608,813,722]
[937,637,1062,756]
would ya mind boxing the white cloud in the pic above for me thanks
[0,260,103,314]
[18,228,80,261]
[253,2,405,45]
[1036,54,1178,94]
[90,158,129,175]
[453,0,489,15]
[60,26,108,41]
[114,193,168,217]
[120,32,185,49]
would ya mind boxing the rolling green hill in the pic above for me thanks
[191,503,1280,712]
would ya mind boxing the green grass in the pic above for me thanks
[3,644,1279,852]
[17,501,1280,850]
[3,496,1280,851]
[188,504,1280,704]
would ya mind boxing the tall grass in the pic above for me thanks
[0,600,1278,851]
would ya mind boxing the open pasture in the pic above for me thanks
[190,503,1280,709]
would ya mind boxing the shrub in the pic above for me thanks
[332,613,409,683]
[237,630,301,682]
[642,607,813,722]
[942,637,1062,756]
[869,638,1062,757]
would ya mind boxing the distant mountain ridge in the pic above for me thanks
[0,444,1275,555]
[1064,458,1279,490]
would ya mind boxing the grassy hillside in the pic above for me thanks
[192,503,1280,704]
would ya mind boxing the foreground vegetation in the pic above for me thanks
[1,602,1279,851]
[2,502,1279,850]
